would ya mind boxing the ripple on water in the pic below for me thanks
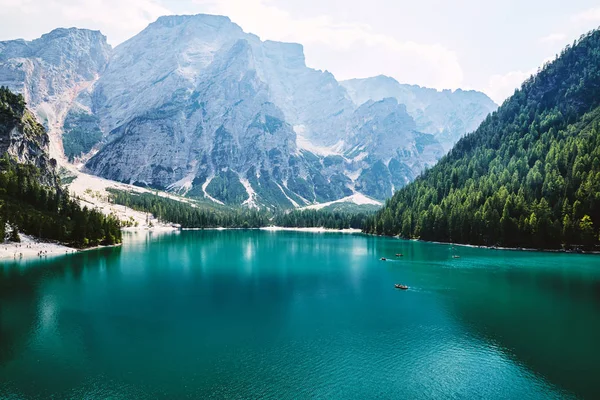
[0,231,595,399]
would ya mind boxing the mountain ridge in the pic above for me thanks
[364,28,600,250]
[0,13,497,208]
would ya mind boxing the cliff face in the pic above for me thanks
[0,28,112,161]
[0,15,497,207]
[0,88,56,185]
[341,75,498,151]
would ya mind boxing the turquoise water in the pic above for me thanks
[1,230,599,399]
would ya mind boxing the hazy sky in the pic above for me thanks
[2,0,600,103]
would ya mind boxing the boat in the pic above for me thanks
[380,257,387,261]
[395,284,409,290]
[395,253,403,257]
[452,255,461,259]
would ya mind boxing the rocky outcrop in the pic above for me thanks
[344,98,444,199]
[0,15,497,207]
[0,28,112,161]
[0,88,56,185]
[341,75,498,151]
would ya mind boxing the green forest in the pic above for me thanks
[0,157,122,247]
[364,30,600,250]
[108,189,369,230]
[0,87,122,248]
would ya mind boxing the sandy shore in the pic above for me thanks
[181,226,362,233]
[260,226,362,233]
[0,233,78,261]
[121,225,180,233]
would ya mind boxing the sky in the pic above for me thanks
[1,0,600,104]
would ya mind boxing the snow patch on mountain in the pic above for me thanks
[296,134,343,157]
[301,193,382,210]
[202,175,225,205]
[240,176,258,209]
[167,172,195,195]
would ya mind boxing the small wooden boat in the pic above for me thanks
[395,253,403,257]
[395,284,409,290]
[380,257,387,261]
[452,255,461,259]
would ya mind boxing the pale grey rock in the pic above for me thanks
[0,98,57,185]
[0,15,498,207]
[343,98,444,198]
[0,28,112,160]
[341,75,498,151]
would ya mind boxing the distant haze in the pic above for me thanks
[0,0,599,103]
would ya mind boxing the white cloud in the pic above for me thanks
[540,32,566,44]
[0,0,170,45]
[571,6,600,23]
[192,0,464,89]
[485,68,536,104]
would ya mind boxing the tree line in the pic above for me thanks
[364,29,600,251]
[0,156,122,247]
[108,189,370,230]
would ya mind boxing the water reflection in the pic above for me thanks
[1,232,598,399]
[0,246,122,366]
[443,261,600,399]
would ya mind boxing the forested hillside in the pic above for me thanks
[364,30,600,250]
[0,87,122,248]
[108,189,370,230]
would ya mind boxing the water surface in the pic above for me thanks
[1,231,599,399]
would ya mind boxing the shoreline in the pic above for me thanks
[0,233,124,261]
[122,225,180,233]
[181,226,362,233]
[6,228,596,261]
[397,236,600,255]
[1,225,180,262]
[260,226,362,233]
[0,237,76,261]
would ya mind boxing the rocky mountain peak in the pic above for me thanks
[0,15,499,207]
[153,13,234,28]
[341,75,497,150]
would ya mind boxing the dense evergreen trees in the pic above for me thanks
[0,87,26,121]
[109,189,369,230]
[273,209,368,229]
[109,189,269,228]
[364,30,600,250]
[0,157,122,247]
[0,86,122,248]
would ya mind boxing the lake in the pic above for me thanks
[1,230,599,399]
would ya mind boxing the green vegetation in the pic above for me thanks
[0,86,121,248]
[364,30,600,250]
[205,170,249,205]
[109,188,269,228]
[62,111,103,161]
[0,87,47,150]
[0,157,122,247]
[108,188,371,230]
[314,202,381,214]
[273,209,369,229]
[0,87,26,120]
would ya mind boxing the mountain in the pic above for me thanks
[344,98,443,199]
[341,75,498,150]
[0,87,56,185]
[0,28,112,161]
[364,29,600,250]
[82,14,451,206]
[0,87,121,246]
[0,14,496,208]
